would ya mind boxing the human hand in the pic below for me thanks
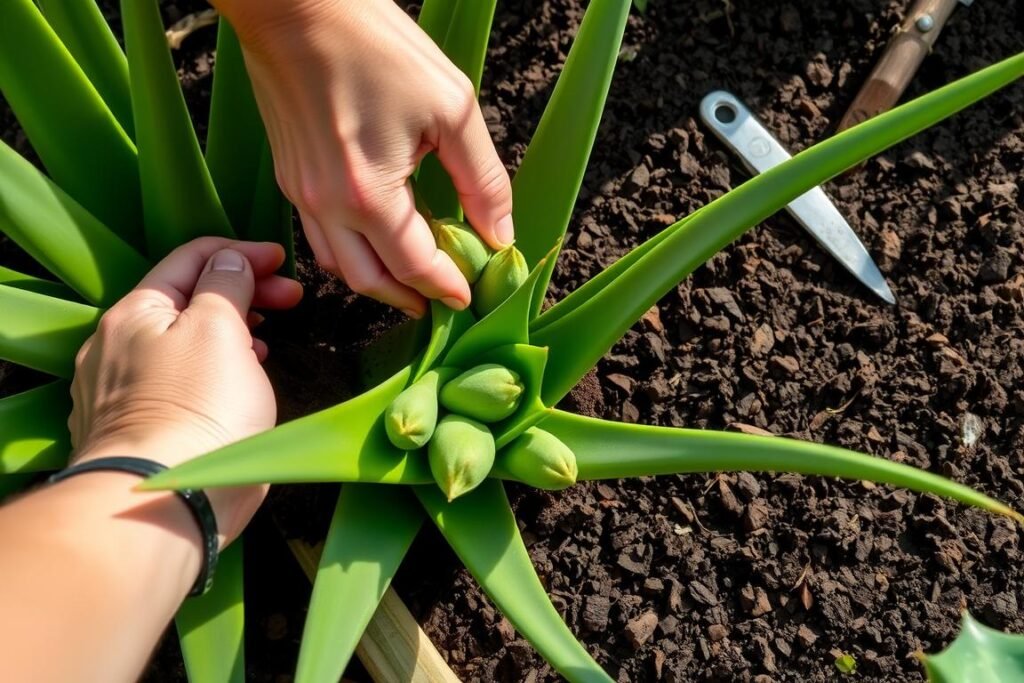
[68,237,303,544]
[221,0,514,317]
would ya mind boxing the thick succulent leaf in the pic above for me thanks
[121,0,234,257]
[416,0,497,219]
[0,266,76,300]
[417,0,459,45]
[475,344,550,449]
[417,480,613,682]
[0,140,150,307]
[512,0,631,313]
[415,301,473,381]
[0,285,101,378]
[0,382,71,475]
[921,612,1024,682]
[443,244,555,368]
[296,485,422,683]
[0,474,33,502]
[141,364,434,491]
[205,19,273,236]
[532,53,1024,406]
[0,0,142,246]
[245,141,295,271]
[176,541,245,683]
[36,0,134,137]
[530,210,701,333]
[541,411,1022,521]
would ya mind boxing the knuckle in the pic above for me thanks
[95,309,122,337]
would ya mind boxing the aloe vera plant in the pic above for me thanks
[0,0,292,681]
[0,0,1022,681]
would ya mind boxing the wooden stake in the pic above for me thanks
[287,539,461,683]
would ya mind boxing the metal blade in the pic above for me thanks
[699,90,895,305]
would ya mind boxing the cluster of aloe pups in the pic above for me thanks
[1,0,1023,680]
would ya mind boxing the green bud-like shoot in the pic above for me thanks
[440,363,524,423]
[385,370,441,450]
[428,415,496,501]
[473,244,528,316]
[431,217,492,284]
[498,427,578,490]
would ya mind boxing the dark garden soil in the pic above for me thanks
[2,0,1023,681]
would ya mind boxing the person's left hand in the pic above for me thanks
[68,237,303,544]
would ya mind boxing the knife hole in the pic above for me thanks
[714,102,737,124]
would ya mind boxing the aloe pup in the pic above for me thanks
[439,363,524,423]
[473,244,528,316]
[497,427,578,490]
[428,414,496,501]
[384,369,442,450]
[431,217,491,284]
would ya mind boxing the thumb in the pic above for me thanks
[187,248,256,322]
[434,101,515,250]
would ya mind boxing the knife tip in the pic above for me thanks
[875,280,897,305]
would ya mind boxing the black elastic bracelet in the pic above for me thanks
[47,457,219,597]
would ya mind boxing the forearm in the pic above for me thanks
[0,473,201,682]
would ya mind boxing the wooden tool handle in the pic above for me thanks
[837,0,961,132]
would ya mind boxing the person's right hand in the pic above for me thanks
[220,0,515,318]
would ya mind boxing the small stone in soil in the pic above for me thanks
[708,624,729,642]
[797,624,819,647]
[582,594,611,632]
[625,611,659,649]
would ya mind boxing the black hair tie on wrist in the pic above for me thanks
[47,456,219,597]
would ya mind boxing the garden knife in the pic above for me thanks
[699,90,896,305]
[837,0,972,132]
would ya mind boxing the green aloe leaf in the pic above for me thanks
[245,141,295,271]
[36,0,135,137]
[920,612,1024,682]
[530,210,702,333]
[0,266,76,300]
[540,411,1022,521]
[416,0,497,219]
[417,0,459,45]
[443,244,555,367]
[0,285,101,378]
[141,364,434,491]
[121,0,234,257]
[0,140,150,307]
[0,0,142,246]
[0,382,71,475]
[417,480,613,682]
[414,301,473,382]
[176,541,245,683]
[532,53,1024,406]
[205,19,271,235]
[512,0,631,316]
[296,485,422,683]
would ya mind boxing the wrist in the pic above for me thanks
[45,472,203,601]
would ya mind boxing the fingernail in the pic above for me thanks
[212,250,245,272]
[401,307,424,320]
[441,296,467,311]
[495,214,515,247]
